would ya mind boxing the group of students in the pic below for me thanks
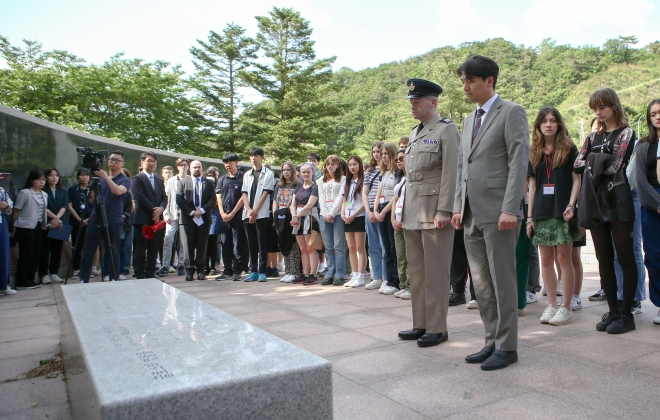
[1,92,660,336]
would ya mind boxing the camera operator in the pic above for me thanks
[78,150,131,283]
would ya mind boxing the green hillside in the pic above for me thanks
[330,37,660,157]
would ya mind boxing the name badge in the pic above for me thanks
[297,206,304,215]
[326,198,334,205]
[379,195,385,204]
[279,202,287,208]
[543,184,555,195]
[395,204,402,215]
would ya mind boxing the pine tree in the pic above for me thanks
[239,7,342,163]
[190,23,257,154]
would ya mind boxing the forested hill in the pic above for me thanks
[331,37,660,156]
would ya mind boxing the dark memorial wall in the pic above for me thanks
[0,105,226,201]
[0,105,232,281]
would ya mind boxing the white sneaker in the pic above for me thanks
[549,306,573,326]
[91,268,101,277]
[50,274,63,284]
[0,287,17,295]
[399,289,411,300]
[317,262,326,273]
[466,299,478,309]
[350,275,365,288]
[42,275,51,285]
[118,275,127,280]
[344,277,354,287]
[378,281,389,293]
[570,296,582,311]
[540,305,558,324]
[557,280,563,296]
[526,291,538,304]
[654,309,660,325]
[279,274,288,282]
[363,271,371,280]
[382,286,398,295]
[365,279,382,290]
[168,266,176,273]
[393,289,404,297]
[72,270,80,279]
[79,279,84,284]
[103,276,109,282]
[284,274,297,283]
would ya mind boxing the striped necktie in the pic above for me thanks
[472,108,485,144]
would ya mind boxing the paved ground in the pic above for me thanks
[2,264,660,419]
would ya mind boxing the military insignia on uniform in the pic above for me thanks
[421,139,438,145]
[439,118,454,124]
[408,82,415,91]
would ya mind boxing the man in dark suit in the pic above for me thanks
[132,152,168,279]
[176,160,217,281]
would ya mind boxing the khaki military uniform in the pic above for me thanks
[402,113,460,333]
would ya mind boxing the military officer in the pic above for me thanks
[397,78,460,347]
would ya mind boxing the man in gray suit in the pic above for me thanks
[451,55,529,371]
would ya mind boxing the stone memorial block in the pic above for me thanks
[60,279,332,420]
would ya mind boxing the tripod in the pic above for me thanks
[64,176,117,285]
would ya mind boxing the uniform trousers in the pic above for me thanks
[244,218,269,274]
[404,227,453,333]
[393,229,409,290]
[463,201,520,351]
[220,217,248,275]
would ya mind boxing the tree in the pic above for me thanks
[239,7,342,163]
[603,36,639,63]
[190,23,257,154]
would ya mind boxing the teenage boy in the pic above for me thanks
[159,157,188,276]
[241,148,275,282]
[215,153,248,280]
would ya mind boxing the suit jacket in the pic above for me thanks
[131,172,167,226]
[402,113,460,230]
[13,189,48,230]
[454,96,529,223]
[176,176,217,225]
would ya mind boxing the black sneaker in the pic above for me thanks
[292,274,307,285]
[588,289,607,301]
[631,300,643,315]
[596,312,620,332]
[270,268,280,278]
[215,273,233,281]
[606,313,636,334]
[449,293,466,306]
[321,276,335,286]
[302,275,317,286]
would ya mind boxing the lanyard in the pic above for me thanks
[544,149,554,183]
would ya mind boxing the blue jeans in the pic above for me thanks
[80,222,123,282]
[614,189,646,301]
[365,216,385,280]
[319,216,346,278]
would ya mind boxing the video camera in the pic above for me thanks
[76,147,109,172]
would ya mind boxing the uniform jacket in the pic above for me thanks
[454,96,529,223]
[176,176,217,225]
[131,172,167,226]
[402,113,460,230]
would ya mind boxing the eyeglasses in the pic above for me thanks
[395,157,404,162]
[143,159,156,164]
[108,158,124,163]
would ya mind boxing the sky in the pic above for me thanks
[1,0,659,75]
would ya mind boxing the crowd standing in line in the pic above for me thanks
[3,54,660,372]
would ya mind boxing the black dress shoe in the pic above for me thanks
[480,350,518,371]
[448,293,466,306]
[417,332,448,347]
[197,273,206,280]
[185,274,194,281]
[465,346,495,364]
[398,328,426,340]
